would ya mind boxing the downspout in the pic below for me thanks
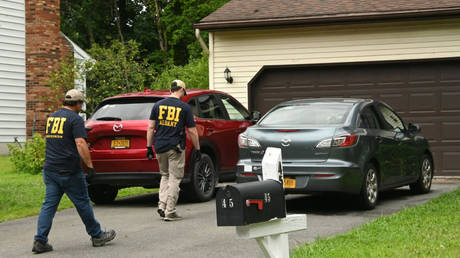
[195,29,209,55]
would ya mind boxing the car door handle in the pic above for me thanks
[207,127,214,133]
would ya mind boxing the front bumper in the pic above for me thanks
[236,159,363,194]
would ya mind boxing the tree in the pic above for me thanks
[61,0,230,69]
[83,40,155,113]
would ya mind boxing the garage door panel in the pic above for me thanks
[378,93,408,113]
[409,92,438,112]
[408,63,439,83]
[442,152,460,172]
[441,122,460,142]
[376,67,407,85]
[441,92,460,111]
[439,63,460,81]
[250,59,460,176]
[415,122,438,142]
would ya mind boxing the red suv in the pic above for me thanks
[85,89,258,204]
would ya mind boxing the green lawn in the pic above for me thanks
[0,156,157,222]
[292,187,460,257]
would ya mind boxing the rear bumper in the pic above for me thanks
[88,172,191,188]
[236,159,363,194]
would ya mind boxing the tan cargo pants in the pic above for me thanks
[157,147,185,216]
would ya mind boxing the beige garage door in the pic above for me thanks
[248,59,460,176]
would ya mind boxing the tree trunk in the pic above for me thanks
[153,0,167,52]
[113,0,125,43]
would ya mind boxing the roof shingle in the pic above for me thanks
[196,0,460,29]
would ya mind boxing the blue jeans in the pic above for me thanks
[34,170,103,243]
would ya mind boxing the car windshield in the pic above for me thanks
[90,99,158,121]
[259,103,354,126]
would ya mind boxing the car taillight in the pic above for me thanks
[238,133,261,148]
[316,134,359,148]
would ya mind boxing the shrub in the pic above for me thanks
[151,55,209,90]
[7,134,46,175]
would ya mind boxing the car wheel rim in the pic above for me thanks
[196,161,214,195]
[422,159,432,189]
[366,168,378,204]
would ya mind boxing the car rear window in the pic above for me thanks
[90,98,159,121]
[259,103,354,126]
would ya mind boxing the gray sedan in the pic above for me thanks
[237,98,434,209]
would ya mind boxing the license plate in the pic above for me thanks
[111,138,130,149]
[283,178,296,189]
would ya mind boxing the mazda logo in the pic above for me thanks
[113,123,123,132]
[281,138,291,147]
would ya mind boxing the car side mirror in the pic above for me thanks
[250,111,261,123]
[408,123,421,134]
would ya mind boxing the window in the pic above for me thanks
[378,105,404,131]
[197,95,226,120]
[218,95,250,121]
[359,107,380,129]
[90,98,157,121]
[187,98,199,116]
[260,103,354,126]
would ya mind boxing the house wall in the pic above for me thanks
[209,17,460,107]
[26,0,73,138]
[0,0,26,154]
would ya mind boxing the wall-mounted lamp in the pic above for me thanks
[224,67,233,83]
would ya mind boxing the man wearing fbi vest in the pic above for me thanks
[146,80,201,221]
[33,89,115,254]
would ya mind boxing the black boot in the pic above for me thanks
[32,240,53,254]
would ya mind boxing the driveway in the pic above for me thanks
[0,182,458,258]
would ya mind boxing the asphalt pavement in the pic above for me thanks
[0,182,458,258]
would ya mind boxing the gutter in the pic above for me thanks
[195,8,460,30]
[195,28,209,55]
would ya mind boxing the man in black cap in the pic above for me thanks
[33,89,116,254]
[146,80,201,221]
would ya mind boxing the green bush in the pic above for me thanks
[151,55,209,90]
[7,134,45,174]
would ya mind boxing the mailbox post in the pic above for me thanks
[216,147,307,258]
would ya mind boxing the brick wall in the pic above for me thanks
[26,0,73,137]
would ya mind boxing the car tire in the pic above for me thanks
[409,155,433,194]
[359,164,379,210]
[185,153,216,202]
[88,184,118,204]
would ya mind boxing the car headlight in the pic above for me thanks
[238,133,261,148]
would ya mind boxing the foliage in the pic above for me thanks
[152,55,209,90]
[83,40,155,113]
[46,55,84,112]
[44,41,209,115]
[7,134,46,175]
[61,0,230,69]
[0,156,157,222]
[292,187,460,258]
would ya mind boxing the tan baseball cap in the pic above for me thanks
[171,79,186,95]
[64,89,86,102]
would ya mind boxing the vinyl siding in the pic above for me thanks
[0,0,25,148]
[209,17,460,107]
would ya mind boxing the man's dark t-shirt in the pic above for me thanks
[150,97,196,153]
[43,108,86,173]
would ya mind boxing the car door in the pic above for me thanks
[214,94,252,170]
[374,104,407,186]
[190,94,235,172]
